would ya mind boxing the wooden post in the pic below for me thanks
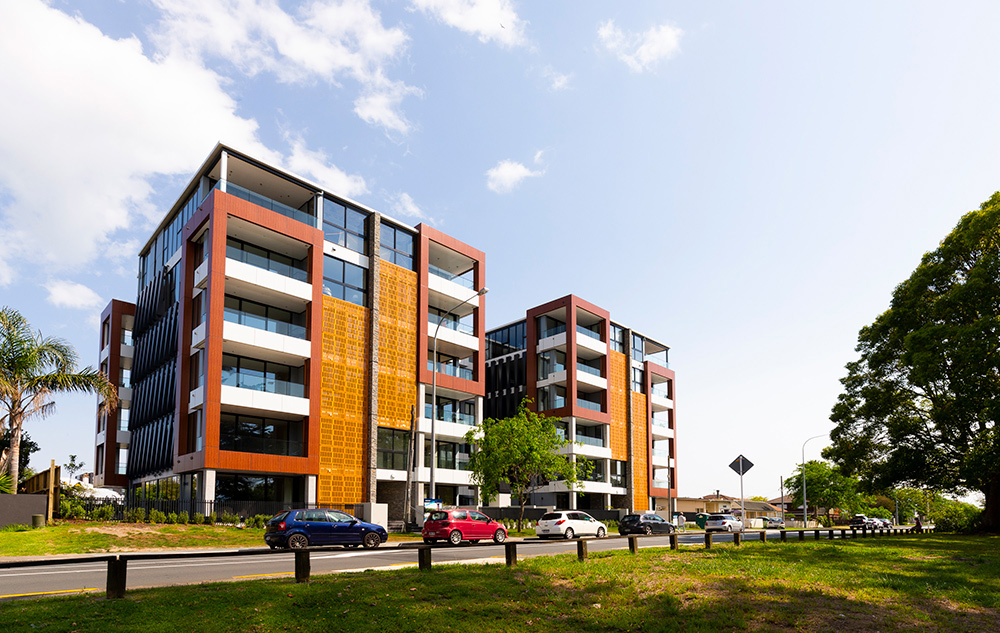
[841,529,847,539]
[827,529,834,540]
[704,532,713,549]
[294,550,310,582]
[419,546,433,570]
[577,539,588,561]
[813,529,820,540]
[759,530,767,543]
[669,533,679,550]
[798,530,805,541]
[628,536,639,554]
[106,557,127,599]
[733,532,742,546]
[504,542,517,566]
[780,530,787,542]
[47,460,56,525]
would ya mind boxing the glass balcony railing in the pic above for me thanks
[427,360,474,381]
[220,369,305,398]
[576,325,601,341]
[220,436,304,457]
[576,363,601,377]
[541,396,566,411]
[540,324,566,339]
[429,315,474,336]
[651,384,672,399]
[220,181,315,228]
[428,264,475,289]
[424,404,476,426]
[652,448,670,460]
[584,470,605,483]
[575,434,605,448]
[652,479,671,488]
[227,245,308,283]
[224,307,307,340]
[576,399,602,412]
[610,475,626,488]
[121,331,133,346]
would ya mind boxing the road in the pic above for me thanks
[0,530,752,600]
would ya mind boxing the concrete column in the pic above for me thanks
[315,194,324,231]
[306,475,317,504]
[366,214,382,503]
[200,470,216,504]
[219,151,228,193]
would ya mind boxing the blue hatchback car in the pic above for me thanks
[264,509,388,549]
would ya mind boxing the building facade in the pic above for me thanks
[485,295,677,513]
[92,144,487,520]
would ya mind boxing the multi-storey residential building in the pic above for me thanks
[485,295,676,513]
[92,144,487,521]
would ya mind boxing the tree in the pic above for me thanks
[0,307,117,493]
[784,460,861,521]
[825,193,1000,531]
[464,398,591,530]
[64,454,85,480]
[0,429,39,487]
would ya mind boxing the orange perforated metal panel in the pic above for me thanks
[631,391,648,511]
[377,262,418,430]
[608,350,629,461]
[319,296,369,505]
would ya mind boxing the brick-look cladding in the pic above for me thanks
[376,262,419,430]
[608,350,629,461]
[319,296,370,505]
[631,391,649,511]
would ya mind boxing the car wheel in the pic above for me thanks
[643,525,653,536]
[564,528,575,540]
[362,532,381,549]
[423,538,437,544]
[596,527,606,538]
[448,530,463,546]
[493,529,506,544]
[725,525,732,532]
[667,524,676,534]
[288,534,309,549]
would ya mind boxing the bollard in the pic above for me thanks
[780,530,787,542]
[419,546,433,570]
[669,533,679,550]
[504,542,517,567]
[577,539,588,562]
[294,550,310,583]
[841,529,847,539]
[106,557,127,599]
[628,536,640,554]
[827,529,834,540]
[798,530,805,541]
[814,529,820,540]
[31,514,44,529]
[733,532,742,546]
[704,532,713,550]
[851,528,857,539]
[759,530,767,543]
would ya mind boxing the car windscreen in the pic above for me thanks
[540,513,562,521]
[428,511,448,521]
[621,515,640,523]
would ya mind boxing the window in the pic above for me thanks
[610,460,627,487]
[186,412,203,453]
[632,333,645,362]
[221,353,305,397]
[116,445,128,475]
[632,368,645,393]
[323,255,367,306]
[101,319,110,349]
[610,325,626,354]
[425,439,472,470]
[95,444,104,474]
[380,222,414,270]
[323,199,367,253]
[226,237,308,282]
[224,294,307,339]
[220,413,304,456]
[118,408,130,432]
[377,428,409,470]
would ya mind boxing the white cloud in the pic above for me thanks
[151,0,420,135]
[541,66,572,91]
[598,19,682,73]
[285,134,369,198]
[0,0,273,286]
[387,192,429,221]
[45,280,104,310]
[411,0,527,48]
[486,159,544,194]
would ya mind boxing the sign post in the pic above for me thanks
[729,455,754,526]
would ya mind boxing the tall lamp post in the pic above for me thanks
[801,433,826,528]
[430,286,488,500]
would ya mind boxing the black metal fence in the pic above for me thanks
[60,498,361,523]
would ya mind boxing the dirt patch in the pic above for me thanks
[83,525,165,537]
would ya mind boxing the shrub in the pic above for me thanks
[930,502,982,533]
[128,507,147,523]
[93,504,115,522]
[220,511,239,526]
[192,512,205,525]
[59,499,71,518]
[205,512,217,525]
[148,509,167,524]
[249,514,270,529]
[165,512,178,525]
[178,511,189,525]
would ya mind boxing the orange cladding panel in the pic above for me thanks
[631,391,648,511]
[608,351,629,461]
[377,262,419,430]
[319,296,369,505]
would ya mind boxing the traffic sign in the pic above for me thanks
[729,455,754,475]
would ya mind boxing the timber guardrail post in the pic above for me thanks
[759,530,767,543]
[294,550,310,583]
[419,546,433,570]
[669,533,679,550]
[798,530,805,541]
[780,530,787,542]
[704,532,713,549]
[733,532,742,546]
[628,536,639,554]
[106,556,127,599]
[504,542,517,566]
[577,539,588,562]
[827,529,834,540]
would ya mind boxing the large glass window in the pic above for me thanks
[632,368,645,393]
[632,333,645,362]
[323,199,367,253]
[323,255,367,307]
[610,325,626,354]
[377,428,410,470]
[424,395,476,425]
[486,320,526,359]
[226,237,308,282]
[424,440,472,470]
[380,222,414,270]
[610,460,627,487]
[220,413,304,456]
[220,354,305,397]
[224,295,307,339]
[215,474,302,502]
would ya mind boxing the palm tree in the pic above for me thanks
[0,307,117,493]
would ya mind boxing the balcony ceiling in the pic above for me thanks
[211,155,316,210]
[427,242,475,276]
[227,216,311,260]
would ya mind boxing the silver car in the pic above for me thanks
[705,514,744,532]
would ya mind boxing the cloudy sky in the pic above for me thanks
[2,1,999,504]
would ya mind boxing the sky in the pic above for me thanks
[1,1,998,506]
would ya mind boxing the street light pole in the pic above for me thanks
[430,286,488,501]
[801,433,826,528]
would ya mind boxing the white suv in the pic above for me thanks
[536,511,607,539]
[705,514,744,532]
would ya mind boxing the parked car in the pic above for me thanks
[761,516,785,529]
[536,511,607,539]
[705,514,744,532]
[264,509,387,549]
[848,514,878,530]
[874,517,892,528]
[422,509,508,545]
[619,513,676,536]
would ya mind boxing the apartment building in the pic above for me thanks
[92,144,487,519]
[485,295,677,513]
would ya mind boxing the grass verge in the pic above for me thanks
[1,534,997,632]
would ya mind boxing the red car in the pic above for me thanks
[422,509,508,545]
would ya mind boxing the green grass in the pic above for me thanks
[1,534,997,632]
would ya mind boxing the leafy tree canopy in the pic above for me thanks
[0,429,39,486]
[824,193,1000,530]
[784,460,862,519]
[464,398,591,529]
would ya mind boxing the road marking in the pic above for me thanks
[1,588,100,598]
[232,572,295,579]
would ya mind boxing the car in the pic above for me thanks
[618,513,676,536]
[849,514,878,530]
[422,509,508,545]
[705,514,744,532]
[874,517,892,528]
[264,509,388,549]
[535,511,607,539]
[761,516,785,529]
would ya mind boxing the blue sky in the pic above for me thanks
[2,1,999,504]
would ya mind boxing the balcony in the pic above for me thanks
[222,321,311,365]
[651,449,671,467]
[220,181,315,228]
[575,434,605,448]
[225,257,312,306]
[225,305,306,339]
[576,363,607,391]
[219,436,304,457]
[651,417,675,439]
[576,398,602,413]
[576,325,600,341]
[427,360,473,381]
[429,316,479,357]
[424,403,476,426]
[429,264,474,289]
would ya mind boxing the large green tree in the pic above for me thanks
[825,193,1000,531]
[464,398,591,530]
[784,460,861,521]
[0,307,117,492]
[0,429,39,487]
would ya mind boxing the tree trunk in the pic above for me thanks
[7,423,20,494]
[983,473,1000,533]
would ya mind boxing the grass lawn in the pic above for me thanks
[1,534,997,632]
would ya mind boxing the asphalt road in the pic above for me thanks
[0,530,753,600]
